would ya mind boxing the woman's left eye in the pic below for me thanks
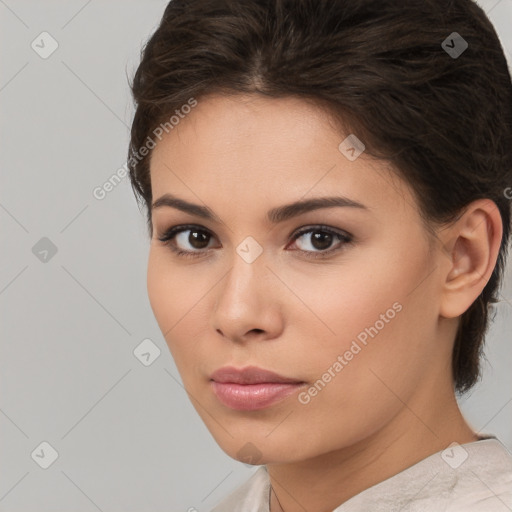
[287,226,353,259]
[157,224,353,259]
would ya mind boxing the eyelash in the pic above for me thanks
[157,224,354,260]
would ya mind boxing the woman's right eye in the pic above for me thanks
[157,225,218,258]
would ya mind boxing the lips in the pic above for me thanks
[210,366,304,385]
[210,366,306,410]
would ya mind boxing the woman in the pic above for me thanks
[127,0,512,510]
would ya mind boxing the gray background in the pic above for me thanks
[0,1,511,510]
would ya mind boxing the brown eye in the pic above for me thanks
[288,226,353,259]
[157,225,217,258]
[158,224,353,260]
[182,229,211,249]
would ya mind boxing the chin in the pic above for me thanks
[208,429,305,465]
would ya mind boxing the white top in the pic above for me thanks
[210,436,512,511]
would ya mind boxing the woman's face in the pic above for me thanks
[147,93,450,464]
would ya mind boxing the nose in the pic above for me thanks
[212,249,283,344]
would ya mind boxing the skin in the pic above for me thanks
[146,93,502,512]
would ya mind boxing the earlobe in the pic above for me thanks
[439,200,503,319]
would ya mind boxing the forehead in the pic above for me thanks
[151,93,341,163]
[149,93,418,222]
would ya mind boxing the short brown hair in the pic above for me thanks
[127,0,512,394]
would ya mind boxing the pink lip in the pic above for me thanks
[210,366,305,411]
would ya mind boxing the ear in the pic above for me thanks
[437,199,503,319]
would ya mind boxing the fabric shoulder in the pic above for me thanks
[330,436,512,512]
[210,466,270,512]
[445,438,512,511]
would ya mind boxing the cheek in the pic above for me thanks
[313,242,433,349]
[147,248,201,325]
[147,248,173,330]
[146,249,196,350]
[285,303,417,451]
[290,245,436,397]
[285,255,407,355]
[146,248,215,373]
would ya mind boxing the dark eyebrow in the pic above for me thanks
[151,193,368,224]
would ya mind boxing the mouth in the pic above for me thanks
[209,365,306,411]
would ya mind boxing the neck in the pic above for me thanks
[268,390,477,512]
